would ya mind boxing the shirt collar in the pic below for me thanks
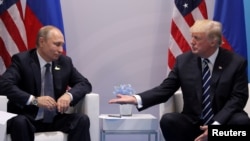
[36,50,51,68]
[202,47,219,65]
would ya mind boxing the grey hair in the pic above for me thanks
[35,25,59,47]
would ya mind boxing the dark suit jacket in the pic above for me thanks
[138,47,249,124]
[0,48,92,120]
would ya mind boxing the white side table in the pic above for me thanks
[99,114,158,141]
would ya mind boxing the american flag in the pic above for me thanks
[167,0,208,74]
[0,0,65,75]
[0,0,27,74]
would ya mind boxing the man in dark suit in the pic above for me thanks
[109,19,250,141]
[0,25,92,141]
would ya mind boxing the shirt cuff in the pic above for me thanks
[212,121,221,125]
[27,95,34,105]
[133,95,143,108]
[66,91,73,101]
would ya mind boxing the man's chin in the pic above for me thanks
[191,49,198,54]
[54,55,61,60]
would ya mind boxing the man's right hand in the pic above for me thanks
[194,125,208,141]
[37,96,57,111]
[108,94,137,105]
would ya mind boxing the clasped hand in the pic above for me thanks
[36,93,71,113]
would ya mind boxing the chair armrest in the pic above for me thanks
[244,100,250,116]
[0,94,100,141]
[159,90,183,118]
[0,96,12,141]
[76,93,100,141]
[173,90,183,113]
[0,95,8,111]
[245,84,250,117]
[159,96,175,117]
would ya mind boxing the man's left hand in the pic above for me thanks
[194,125,208,141]
[57,93,71,113]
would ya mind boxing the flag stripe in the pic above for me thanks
[24,5,43,49]
[213,0,247,58]
[0,0,26,71]
[168,0,208,74]
[8,2,27,47]
[0,37,12,67]
[184,13,195,27]
[213,0,248,81]
[25,0,66,52]
[0,0,65,74]
[2,6,27,52]
[169,34,183,56]
[171,21,190,53]
[0,19,19,56]
[167,49,176,70]
[197,0,208,19]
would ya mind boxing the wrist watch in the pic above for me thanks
[31,97,38,106]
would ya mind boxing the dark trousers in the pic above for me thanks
[160,112,250,141]
[160,113,202,141]
[7,113,90,141]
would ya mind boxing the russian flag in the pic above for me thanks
[24,0,66,52]
[245,0,250,82]
[213,0,248,80]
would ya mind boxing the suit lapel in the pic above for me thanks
[30,50,42,95]
[193,56,203,102]
[210,48,229,100]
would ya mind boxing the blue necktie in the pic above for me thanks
[201,59,214,125]
[43,63,56,123]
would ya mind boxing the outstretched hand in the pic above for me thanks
[194,125,208,141]
[108,94,137,105]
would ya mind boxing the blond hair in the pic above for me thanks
[190,19,222,45]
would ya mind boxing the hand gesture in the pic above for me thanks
[109,94,137,105]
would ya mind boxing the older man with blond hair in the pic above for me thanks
[109,19,250,141]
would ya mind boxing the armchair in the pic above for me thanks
[159,85,250,141]
[0,93,100,141]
